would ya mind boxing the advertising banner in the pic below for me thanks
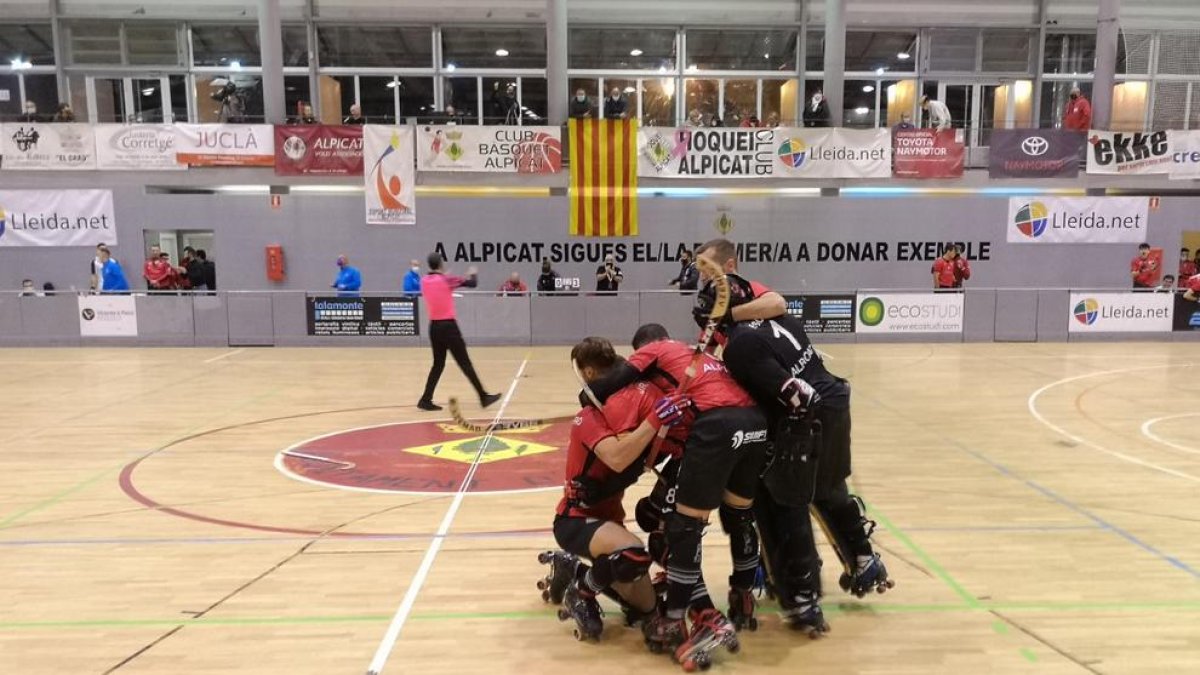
[1006,197,1148,244]
[307,296,419,336]
[988,129,1084,178]
[78,295,138,337]
[363,125,416,225]
[855,292,964,333]
[174,124,275,167]
[1086,130,1172,175]
[0,189,116,247]
[773,128,891,179]
[783,294,857,333]
[0,123,97,170]
[418,125,562,173]
[892,129,965,179]
[274,125,363,176]
[1169,130,1200,180]
[1174,295,1200,331]
[1068,292,1173,332]
[638,127,775,178]
[94,124,185,171]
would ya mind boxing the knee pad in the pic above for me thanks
[635,497,661,534]
[718,502,755,537]
[665,510,707,539]
[604,547,652,583]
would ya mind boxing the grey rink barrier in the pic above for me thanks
[0,290,1197,347]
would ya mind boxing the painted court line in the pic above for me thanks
[1139,413,1200,456]
[365,356,529,675]
[203,348,245,364]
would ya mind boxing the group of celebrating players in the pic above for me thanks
[536,238,894,671]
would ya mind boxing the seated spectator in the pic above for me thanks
[1157,275,1176,293]
[297,103,317,125]
[443,105,461,125]
[893,112,915,132]
[536,259,560,294]
[19,279,38,297]
[686,109,704,127]
[343,104,365,125]
[739,115,760,128]
[42,282,56,296]
[603,88,628,120]
[498,272,528,296]
[570,89,593,119]
[53,103,75,123]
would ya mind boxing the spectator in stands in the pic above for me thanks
[686,109,705,127]
[740,115,760,128]
[144,245,174,292]
[570,89,593,118]
[42,283,56,296]
[98,247,130,293]
[19,100,39,123]
[182,246,207,291]
[53,103,74,123]
[343,104,365,125]
[298,103,318,125]
[498,272,528,295]
[764,111,781,128]
[90,243,107,293]
[604,88,628,120]
[537,258,560,294]
[932,243,970,290]
[668,249,699,291]
[1157,275,1176,293]
[443,105,460,125]
[893,112,915,132]
[198,250,216,291]
[1063,87,1091,131]
[160,252,181,290]
[403,259,423,296]
[333,254,362,297]
[1179,247,1197,281]
[19,280,38,297]
[804,91,830,127]
[1131,243,1157,290]
[490,82,519,125]
[595,254,623,295]
[921,95,952,130]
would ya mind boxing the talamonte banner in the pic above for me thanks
[639,127,776,178]
[94,124,185,171]
[364,125,416,225]
[1086,130,1172,175]
[307,296,419,336]
[174,124,275,167]
[418,125,562,173]
[0,189,116,247]
[988,130,1084,178]
[1068,292,1173,332]
[784,294,857,333]
[773,128,891,178]
[855,292,964,333]
[78,295,138,337]
[1006,197,1148,243]
[0,123,97,170]
[274,125,363,176]
[892,129,965,179]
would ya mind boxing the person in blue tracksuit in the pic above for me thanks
[99,246,130,293]
[402,259,422,296]
[332,255,362,297]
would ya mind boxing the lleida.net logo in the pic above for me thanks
[0,206,6,240]
[1013,201,1049,238]
[859,297,885,327]
[1073,298,1100,325]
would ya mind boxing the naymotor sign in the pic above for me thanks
[1068,293,1173,333]
[855,293,964,333]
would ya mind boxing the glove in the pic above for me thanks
[692,301,733,330]
[649,393,691,430]
[565,475,601,507]
[778,378,819,415]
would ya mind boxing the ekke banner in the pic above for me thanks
[1086,130,1172,175]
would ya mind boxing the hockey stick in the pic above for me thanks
[447,397,550,433]
[642,255,730,471]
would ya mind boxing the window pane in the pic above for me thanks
[723,79,757,125]
[846,32,916,73]
[684,78,718,125]
[601,79,637,120]
[642,78,675,127]
[1152,81,1188,130]
[806,30,824,72]
[843,79,876,128]
[0,23,55,66]
[927,29,977,72]
[133,78,165,122]
[68,22,122,65]
[442,26,545,70]
[569,28,675,71]
[92,78,127,123]
[521,78,547,123]
[1117,30,1152,75]
[25,74,59,119]
[282,25,309,67]
[981,29,1033,73]
[1043,33,1095,75]
[192,24,262,67]
[168,74,187,122]
[398,77,434,122]
[126,23,181,66]
[761,79,794,126]
[361,76,397,123]
[196,73,264,123]
[484,77,520,124]
[1191,85,1200,131]
[685,29,796,71]
[444,77,479,124]
[1159,31,1200,76]
[0,74,21,119]
[285,76,311,123]
[1039,81,1091,128]
[318,25,431,68]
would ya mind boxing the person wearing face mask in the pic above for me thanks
[1062,87,1091,132]
[332,255,362,298]
[403,259,423,296]
[536,258,561,294]
[19,100,40,123]
[803,91,830,128]
[604,88,628,120]
[569,89,593,119]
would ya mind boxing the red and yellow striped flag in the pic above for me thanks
[569,118,639,237]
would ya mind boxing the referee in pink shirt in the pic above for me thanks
[417,252,501,411]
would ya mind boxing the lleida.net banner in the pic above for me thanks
[1006,196,1148,244]
[0,123,97,170]
[1068,292,1173,333]
[855,293,964,333]
[1086,130,1172,175]
[78,295,138,337]
[784,294,857,333]
[417,125,562,173]
[363,125,416,226]
[0,189,116,247]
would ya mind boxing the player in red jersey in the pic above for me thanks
[932,243,970,290]
[1183,273,1200,302]
[541,337,691,641]
[1131,243,1157,290]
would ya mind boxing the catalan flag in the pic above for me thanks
[569,118,638,237]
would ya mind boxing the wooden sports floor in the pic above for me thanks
[2,342,1199,675]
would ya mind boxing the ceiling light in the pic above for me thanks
[763,53,770,59]
[630,48,643,56]
[862,85,875,93]
[875,67,886,75]
[386,80,399,88]
[229,60,242,70]
[495,48,509,57]
[10,58,32,70]
[897,52,911,60]
[446,63,457,72]
[658,65,667,74]
[623,86,635,93]
[141,87,156,96]
[686,64,698,73]
[855,106,870,115]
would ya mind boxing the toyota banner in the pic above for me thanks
[989,130,1085,178]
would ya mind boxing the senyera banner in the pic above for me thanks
[274,125,363,176]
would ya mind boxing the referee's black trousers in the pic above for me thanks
[420,319,486,403]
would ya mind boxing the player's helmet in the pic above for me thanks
[693,272,755,330]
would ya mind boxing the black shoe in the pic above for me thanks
[480,393,501,409]
[417,400,443,411]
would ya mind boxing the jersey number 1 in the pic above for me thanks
[769,320,803,351]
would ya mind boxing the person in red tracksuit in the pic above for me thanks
[1179,248,1197,281]
[1131,243,1157,291]
[1063,87,1092,131]
[1183,274,1200,302]
[932,243,969,290]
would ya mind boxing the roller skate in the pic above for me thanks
[673,608,739,671]
[536,550,579,605]
[839,553,895,598]
[726,587,758,632]
[780,591,830,639]
[642,612,686,656]
[557,583,604,641]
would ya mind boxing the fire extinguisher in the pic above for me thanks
[266,244,285,282]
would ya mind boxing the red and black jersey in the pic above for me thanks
[626,339,756,412]
[1184,275,1200,295]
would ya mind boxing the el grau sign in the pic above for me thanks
[432,240,992,265]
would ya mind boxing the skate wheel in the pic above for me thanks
[747,617,758,632]
[573,629,584,641]
[681,659,698,673]
[537,579,548,590]
[538,551,553,564]
[542,590,553,603]
[838,574,851,591]
[557,609,570,621]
